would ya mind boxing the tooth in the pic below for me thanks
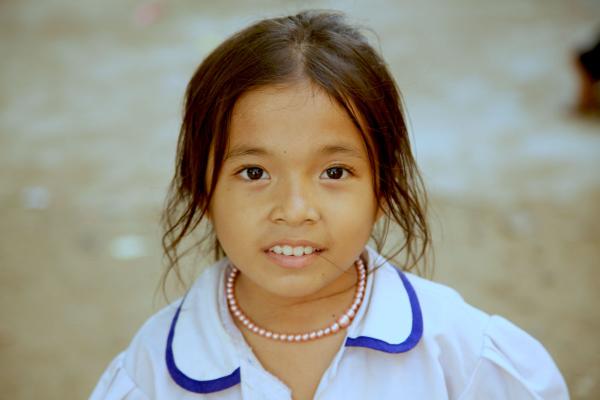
[293,247,304,257]
[304,246,313,254]
[273,245,282,254]
[282,245,293,256]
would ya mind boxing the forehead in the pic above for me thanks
[228,81,367,154]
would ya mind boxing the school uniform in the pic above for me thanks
[90,246,569,399]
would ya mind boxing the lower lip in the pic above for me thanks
[265,251,321,269]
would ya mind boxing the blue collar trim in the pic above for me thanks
[165,263,422,393]
[165,296,241,393]
[345,267,423,353]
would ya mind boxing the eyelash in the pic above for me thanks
[235,165,356,181]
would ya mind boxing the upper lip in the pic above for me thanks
[263,240,325,251]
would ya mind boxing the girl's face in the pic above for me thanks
[208,81,381,301]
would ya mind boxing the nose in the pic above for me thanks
[269,175,319,225]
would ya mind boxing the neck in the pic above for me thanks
[233,265,359,334]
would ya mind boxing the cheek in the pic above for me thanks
[323,187,378,230]
[210,184,263,244]
[212,184,262,217]
[212,184,238,215]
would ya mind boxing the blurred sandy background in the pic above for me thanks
[1,0,599,399]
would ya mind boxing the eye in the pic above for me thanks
[320,166,352,180]
[238,166,270,181]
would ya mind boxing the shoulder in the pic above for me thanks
[402,272,569,399]
[404,272,490,337]
[89,301,181,399]
[122,298,182,384]
[125,261,227,387]
[405,272,472,308]
[91,260,227,399]
[403,272,490,374]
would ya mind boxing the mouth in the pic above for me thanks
[266,244,323,257]
[264,244,324,269]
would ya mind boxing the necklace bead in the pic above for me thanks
[225,257,367,342]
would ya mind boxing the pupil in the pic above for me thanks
[248,167,263,180]
[328,167,343,179]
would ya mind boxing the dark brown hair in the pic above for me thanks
[160,10,430,297]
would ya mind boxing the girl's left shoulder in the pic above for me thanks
[402,271,570,398]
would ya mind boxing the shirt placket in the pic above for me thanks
[239,356,292,400]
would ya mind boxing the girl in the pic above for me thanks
[91,10,568,400]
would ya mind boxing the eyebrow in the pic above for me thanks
[224,143,366,161]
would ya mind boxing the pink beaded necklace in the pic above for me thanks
[225,257,367,343]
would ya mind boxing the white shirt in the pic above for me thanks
[90,246,569,399]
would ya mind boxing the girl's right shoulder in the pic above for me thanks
[90,259,229,400]
[89,299,182,400]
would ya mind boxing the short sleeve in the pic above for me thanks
[90,352,149,400]
[459,316,569,400]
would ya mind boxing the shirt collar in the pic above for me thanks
[165,246,423,394]
[344,245,423,353]
[165,258,241,393]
